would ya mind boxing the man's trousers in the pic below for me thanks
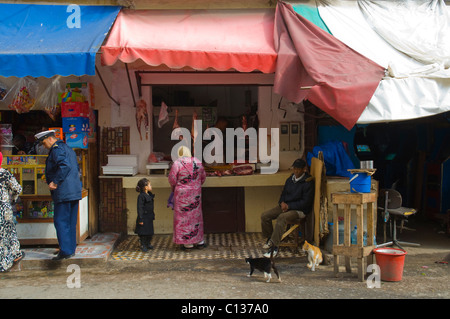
[261,206,305,247]
[53,200,79,256]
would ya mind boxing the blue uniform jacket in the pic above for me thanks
[45,140,82,203]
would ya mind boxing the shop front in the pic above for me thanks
[97,7,301,235]
[4,1,446,247]
[0,2,384,247]
[103,0,449,242]
[0,3,120,244]
[99,5,382,241]
[1,152,89,245]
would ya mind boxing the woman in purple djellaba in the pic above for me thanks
[168,146,206,250]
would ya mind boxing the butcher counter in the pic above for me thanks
[107,171,378,235]
[119,171,289,234]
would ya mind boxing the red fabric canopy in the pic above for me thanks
[273,2,386,130]
[101,9,277,73]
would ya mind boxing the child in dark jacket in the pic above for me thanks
[135,178,155,252]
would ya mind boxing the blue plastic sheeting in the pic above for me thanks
[0,4,120,78]
[307,141,355,178]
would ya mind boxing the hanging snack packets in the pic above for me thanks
[58,90,85,103]
[8,77,38,113]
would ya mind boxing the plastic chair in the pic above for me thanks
[377,189,420,249]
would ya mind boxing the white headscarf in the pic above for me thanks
[177,146,192,159]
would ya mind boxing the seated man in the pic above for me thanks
[13,134,32,155]
[261,158,314,257]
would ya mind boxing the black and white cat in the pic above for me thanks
[245,250,281,283]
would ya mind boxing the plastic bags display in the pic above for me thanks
[35,76,63,121]
[0,81,7,101]
[7,77,38,113]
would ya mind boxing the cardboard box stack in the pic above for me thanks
[49,127,64,141]
[60,83,92,149]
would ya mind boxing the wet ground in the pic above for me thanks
[0,217,449,303]
[2,252,448,299]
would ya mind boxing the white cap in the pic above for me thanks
[34,130,56,142]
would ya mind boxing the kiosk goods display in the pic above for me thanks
[2,154,88,245]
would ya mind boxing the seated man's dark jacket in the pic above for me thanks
[278,172,315,215]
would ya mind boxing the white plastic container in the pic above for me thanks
[107,154,138,166]
[102,165,138,176]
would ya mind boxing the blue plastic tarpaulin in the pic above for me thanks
[307,141,355,178]
[0,4,120,78]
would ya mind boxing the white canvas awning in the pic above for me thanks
[316,0,450,124]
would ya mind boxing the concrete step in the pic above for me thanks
[11,232,120,271]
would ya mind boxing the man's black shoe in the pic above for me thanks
[140,245,149,252]
[52,253,75,261]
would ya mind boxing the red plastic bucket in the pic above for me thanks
[373,248,407,282]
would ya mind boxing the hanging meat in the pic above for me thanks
[136,99,149,140]
[191,110,198,155]
[173,109,179,128]
[172,109,183,140]
[191,110,198,140]
[158,101,169,128]
[242,115,248,131]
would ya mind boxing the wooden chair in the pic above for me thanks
[279,212,314,253]
[278,219,301,253]
[279,153,325,253]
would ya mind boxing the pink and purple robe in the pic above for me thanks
[168,156,206,245]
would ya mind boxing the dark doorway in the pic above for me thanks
[202,187,245,233]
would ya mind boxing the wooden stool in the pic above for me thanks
[279,219,302,253]
[332,192,377,281]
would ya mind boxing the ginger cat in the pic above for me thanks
[302,240,323,271]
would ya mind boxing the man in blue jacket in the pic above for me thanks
[261,159,314,257]
[35,130,82,260]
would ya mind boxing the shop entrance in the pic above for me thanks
[202,187,245,233]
